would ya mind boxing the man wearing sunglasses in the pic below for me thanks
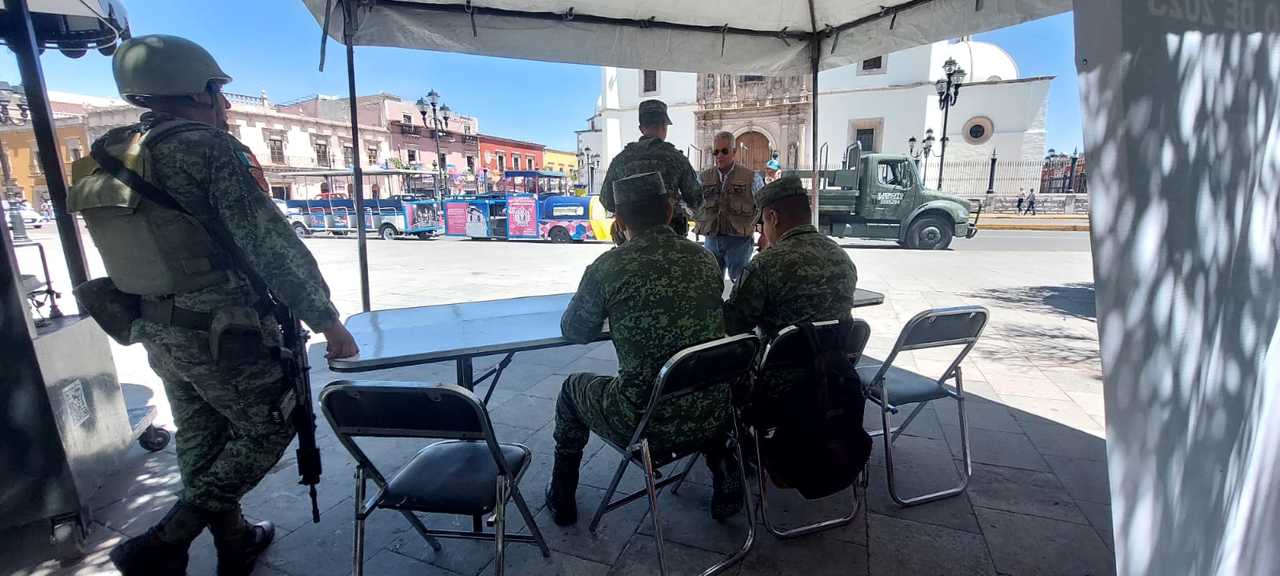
[695,131,765,283]
[598,99,702,243]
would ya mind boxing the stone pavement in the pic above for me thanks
[7,232,1112,576]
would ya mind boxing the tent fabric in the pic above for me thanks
[302,0,1069,75]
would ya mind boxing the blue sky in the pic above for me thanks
[0,1,1082,153]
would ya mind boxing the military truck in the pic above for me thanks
[793,144,980,250]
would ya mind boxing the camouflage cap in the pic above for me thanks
[638,99,673,126]
[755,174,808,213]
[612,171,668,205]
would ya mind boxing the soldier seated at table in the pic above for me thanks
[724,175,859,394]
[548,171,743,525]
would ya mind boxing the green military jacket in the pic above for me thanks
[119,112,339,335]
[561,226,727,448]
[725,224,859,337]
[598,136,702,217]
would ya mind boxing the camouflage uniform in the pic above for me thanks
[123,111,340,512]
[725,176,859,395]
[555,226,727,458]
[599,101,702,240]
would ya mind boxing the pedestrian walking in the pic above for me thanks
[1026,189,1038,215]
[1016,191,1025,214]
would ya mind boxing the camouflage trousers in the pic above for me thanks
[553,372,729,462]
[137,321,295,512]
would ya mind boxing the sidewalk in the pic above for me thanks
[978,213,1090,232]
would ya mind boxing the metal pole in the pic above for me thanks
[343,6,371,312]
[1067,153,1080,193]
[986,153,997,194]
[431,114,444,197]
[937,103,950,190]
[808,36,820,225]
[5,0,88,288]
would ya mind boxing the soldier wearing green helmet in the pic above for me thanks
[67,34,359,576]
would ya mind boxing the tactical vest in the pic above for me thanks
[67,120,231,296]
[695,164,757,237]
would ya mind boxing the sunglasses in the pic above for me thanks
[711,147,733,156]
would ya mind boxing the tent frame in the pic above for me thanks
[328,0,854,312]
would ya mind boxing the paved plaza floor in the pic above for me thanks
[8,230,1112,575]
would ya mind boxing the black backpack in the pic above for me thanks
[743,320,873,500]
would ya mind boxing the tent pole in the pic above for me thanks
[343,3,371,312]
[808,36,821,226]
[6,0,89,288]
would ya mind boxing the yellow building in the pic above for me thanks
[0,117,89,205]
[542,148,579,183]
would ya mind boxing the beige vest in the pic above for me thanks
[68,121,231,296]
[695,164,756,237]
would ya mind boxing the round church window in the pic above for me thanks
[962,116,994,145]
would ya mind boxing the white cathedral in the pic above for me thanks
[577,38,1050,194]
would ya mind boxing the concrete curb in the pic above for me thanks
[979,223,1090,232]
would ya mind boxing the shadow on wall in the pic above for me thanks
[1080,6,1280,575]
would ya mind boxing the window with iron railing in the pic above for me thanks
[315,142,331,167]
[269,139,285,164]
[343,145,354,167]
[367,147,378,166]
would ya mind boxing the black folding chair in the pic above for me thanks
[858,306,989,507]
[320,381,550,576]
[587,333,760,576]
[748,319,871,538]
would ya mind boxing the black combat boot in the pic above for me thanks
[207,506,275,576]
[545,451,583,526]
[704,440,745,521]
[109,501,207,576]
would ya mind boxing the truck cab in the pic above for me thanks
[811,149,978,250]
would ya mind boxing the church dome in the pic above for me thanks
[940,40,1019,82]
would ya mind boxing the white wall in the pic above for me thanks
[1076,1,1280,574]
[817,44,935,91]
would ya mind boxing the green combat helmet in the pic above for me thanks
[112,35,231,104]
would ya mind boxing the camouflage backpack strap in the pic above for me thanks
[141,118,217,147]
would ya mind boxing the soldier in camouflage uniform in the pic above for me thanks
[67,36,359,576]
[724,175,859,396]
[598,100,702,241]
[546,172,743,525]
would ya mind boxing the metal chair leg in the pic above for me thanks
[589,453,630,533]
[510,485,551,558]
[353,467,367,576]
[699,421,755,575]
[494,476,508,576]
[751,424,858,539]
[882,394,970,507]
[669,453,700,495]
[636,439,667,576]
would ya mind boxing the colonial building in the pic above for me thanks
[280,93,482,192]
[478,134,544,182]
[542,148,578,181]
[84,92,394,200]
[582,39,1051,195]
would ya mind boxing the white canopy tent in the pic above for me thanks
[297,3,1280,575]
[299,0,1070,310]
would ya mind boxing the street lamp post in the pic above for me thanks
[416,90,451,198]
[933,57,967,189]
[0,82,30,241]
[578,146,600,195]
[907,128,936,184]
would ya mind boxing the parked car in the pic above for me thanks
[7,207,47,229]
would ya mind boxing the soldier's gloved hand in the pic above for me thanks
[323,324,360,359]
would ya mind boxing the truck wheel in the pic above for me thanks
[906,215,953,250]
[548,226,572,243]
[292,223,310,239]
[379,224,397,241]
